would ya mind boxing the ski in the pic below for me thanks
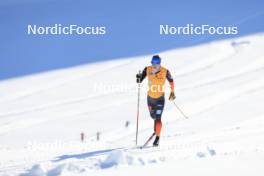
[140,132,155,149]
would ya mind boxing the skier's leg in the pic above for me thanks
[147,96,157,120]
[153,118,162,146]
[153,96,165,146]
[154,96,165,135]
[154,119,162,137]
[148,96,165,146]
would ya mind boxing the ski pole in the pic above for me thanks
[135,70,141,146]
[173,101,189,119]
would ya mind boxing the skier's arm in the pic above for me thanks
[167,70,176,100]
[136,67,147,83]
[166,70,174,91]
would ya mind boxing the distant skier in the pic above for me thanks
[136,55,176,146]
[81,132,85,142]
[96,132,101,141]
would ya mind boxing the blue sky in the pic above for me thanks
[0,0,264,80]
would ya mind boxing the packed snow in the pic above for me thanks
[1,33,264,176]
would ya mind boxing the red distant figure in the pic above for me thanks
[81,132,85,142]
[125,121,130,128]
[96,132,101,141]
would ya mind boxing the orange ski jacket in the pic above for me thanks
[140,66,174,99]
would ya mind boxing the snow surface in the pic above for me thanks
[1,33,264,176]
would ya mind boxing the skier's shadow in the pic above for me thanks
[52,148,120,162]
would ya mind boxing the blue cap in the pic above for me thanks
[151,55,161,65]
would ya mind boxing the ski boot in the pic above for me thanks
[153,136,160,147]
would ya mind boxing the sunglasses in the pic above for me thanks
[152,63,160,67]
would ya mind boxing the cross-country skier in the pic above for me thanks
[136,55,176,146]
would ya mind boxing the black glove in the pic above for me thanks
[169,91,176,101]
[136,73,142,83]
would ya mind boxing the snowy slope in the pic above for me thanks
[1,33,264,176]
